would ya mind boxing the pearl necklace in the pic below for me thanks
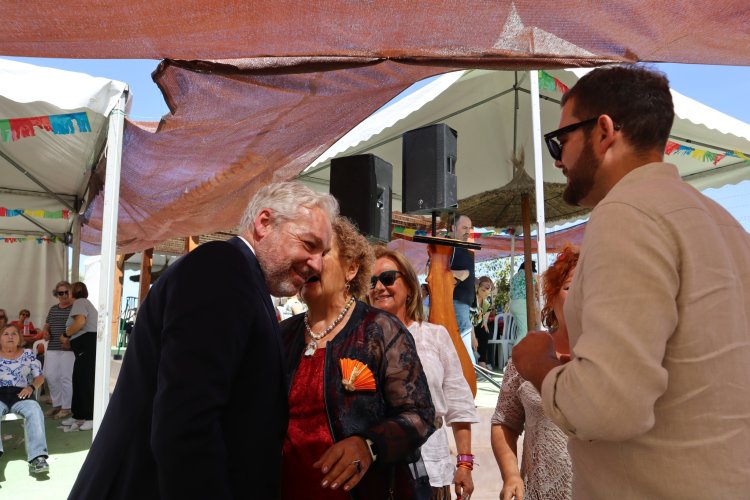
[303,296,355,356]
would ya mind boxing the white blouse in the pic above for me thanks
[408,321,479,487]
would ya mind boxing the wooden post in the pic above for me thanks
[185,235,200,253]
[111,254,131,347]
[521,193,537,332]
[138,248,153,307]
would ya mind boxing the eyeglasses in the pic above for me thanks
[543,118,598,161]
[55,291,69,297]
[370,270,403,289]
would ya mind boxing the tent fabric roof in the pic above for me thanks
[3,1,750,65]
[4,3,749,253]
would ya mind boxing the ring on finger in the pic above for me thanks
[351,459,362,474]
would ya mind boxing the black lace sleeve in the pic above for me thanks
[359,309,436,464]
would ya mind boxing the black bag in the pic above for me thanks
[407,457,433,500]
[0,386,23,408]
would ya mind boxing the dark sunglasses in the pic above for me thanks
[370,270,403,289]
[543,117,599,161]
[55,291,69,297]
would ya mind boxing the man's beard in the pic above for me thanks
[562,136,599,206]
[255,231,309,297]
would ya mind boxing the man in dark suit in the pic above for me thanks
[69,182,338,499]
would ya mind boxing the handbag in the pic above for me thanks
[407,456,433,500]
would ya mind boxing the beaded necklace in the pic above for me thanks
[303,296,355,356]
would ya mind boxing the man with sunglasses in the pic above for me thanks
[512,65,750,498]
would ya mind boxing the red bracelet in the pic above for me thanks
[456,454,474,463]
[457,462,474,471]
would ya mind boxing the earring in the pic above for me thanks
[345,281,351,292]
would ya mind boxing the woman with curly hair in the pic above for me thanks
[280,216,435,499]
[491,243,579,500]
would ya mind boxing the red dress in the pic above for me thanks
[282,348,349,500]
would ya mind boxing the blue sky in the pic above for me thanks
[4,57,749,232]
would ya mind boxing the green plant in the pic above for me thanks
[476,257,512,312]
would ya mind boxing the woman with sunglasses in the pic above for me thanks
[369,246,478,500]
[40,281,74,420]
[491,244,578,500]
[280,216,435,499]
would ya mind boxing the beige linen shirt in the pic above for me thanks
[541,163,750,499]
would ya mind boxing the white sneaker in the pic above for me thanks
[63,422,80,433]
[79,420,94,431]
[61,417,78,426]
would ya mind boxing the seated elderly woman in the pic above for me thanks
[280,216,435,499]
[491,243,579,500]
[369,246,479,500]
[0,324,49,474]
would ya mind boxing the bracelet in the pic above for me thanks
[456,454,475,464]
[457,462,474,471]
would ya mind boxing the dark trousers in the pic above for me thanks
[475,324,490,364]
[70,332,97,420]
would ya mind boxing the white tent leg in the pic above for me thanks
[530,71,548,276]
[529,71,548,331]
[93,91,128,438]
[71,215,81,283]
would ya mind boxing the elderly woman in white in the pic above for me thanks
[369,246,479,500]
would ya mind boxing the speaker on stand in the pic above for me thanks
[402,123,458,235]
[330,154,393,242]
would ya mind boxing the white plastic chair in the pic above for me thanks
[487,313,519,371]
[32,339,48,359]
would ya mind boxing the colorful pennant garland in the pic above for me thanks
[0,112,91,142]
[538,70,569,94]
[664,140,750,166]
[0,236,61,244]
[0,208,70,219]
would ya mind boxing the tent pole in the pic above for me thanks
[529,71,548,316]
[93,90,128,438]
[71,216,81,282]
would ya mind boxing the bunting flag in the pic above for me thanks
[0,235,60,244]
[538,70,569,94]
[0,208,70,219]
[0,112,91,142]
[664,139,730,166]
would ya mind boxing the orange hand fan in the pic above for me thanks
[340,358,376,392]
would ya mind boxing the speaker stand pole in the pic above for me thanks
[431,211,438,237]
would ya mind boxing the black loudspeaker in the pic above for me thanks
[330,154,393,242]
[402,123,458,214]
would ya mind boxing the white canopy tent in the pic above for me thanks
[300,67,750,278]
[302,68,750,206]
[0,58,128,434]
